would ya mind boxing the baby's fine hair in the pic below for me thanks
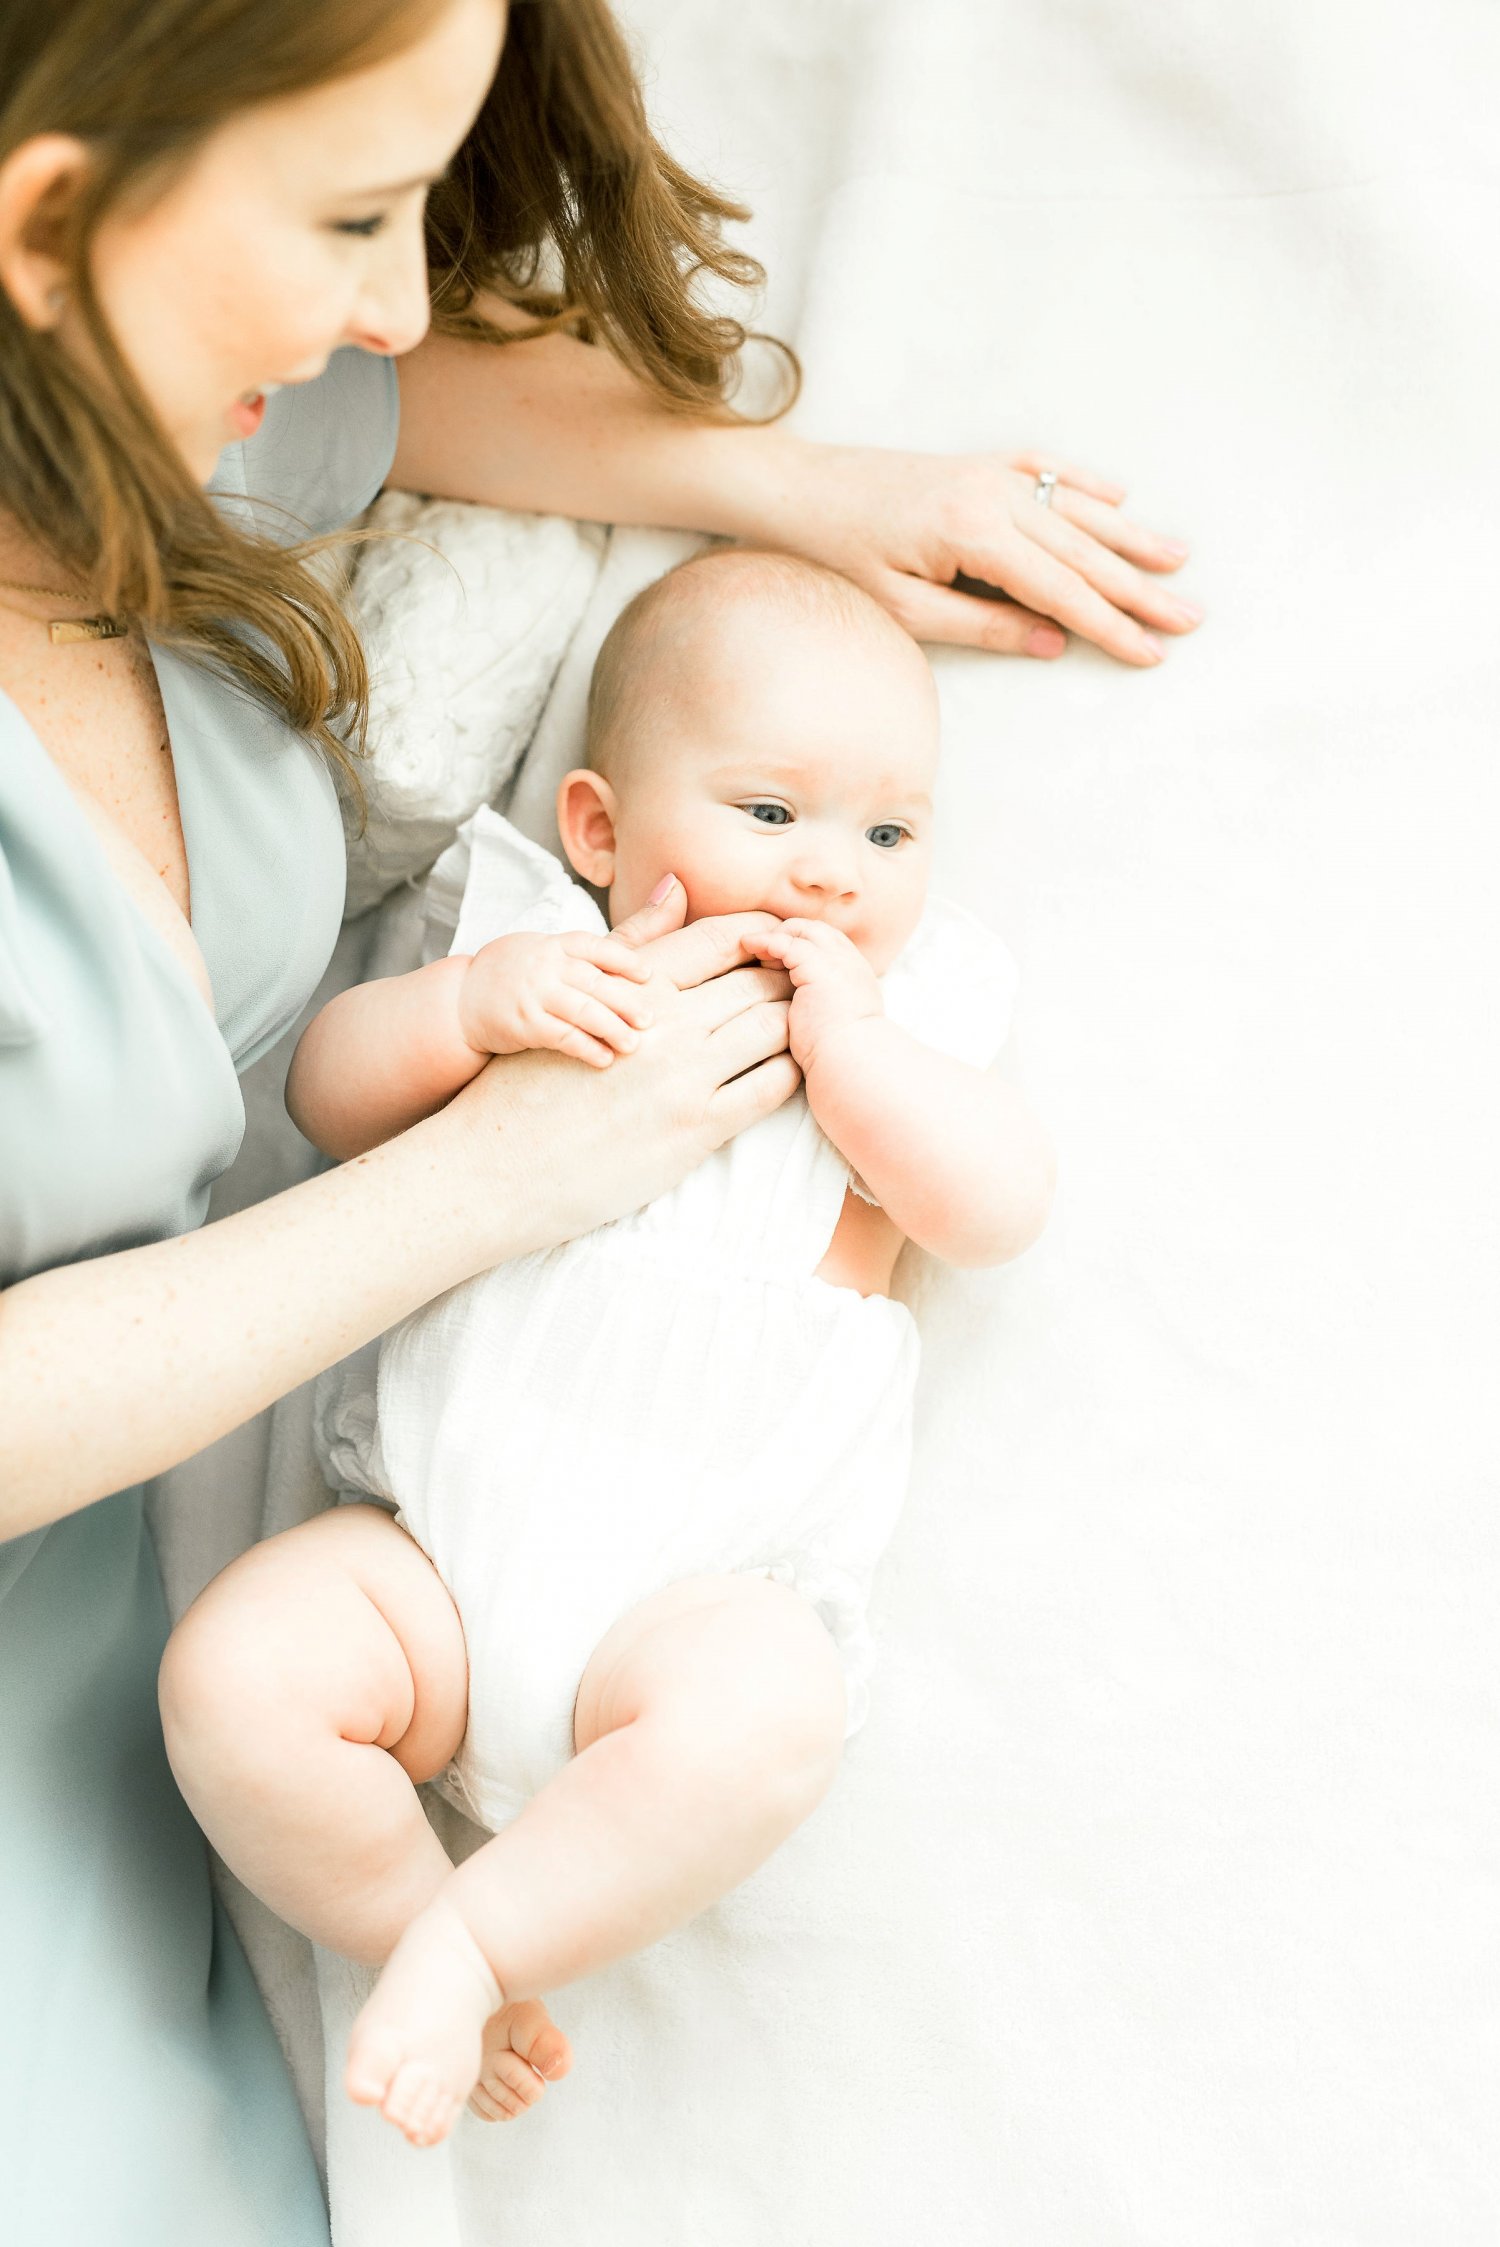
[584,547,907,775]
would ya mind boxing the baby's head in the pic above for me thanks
[557,549,939,975]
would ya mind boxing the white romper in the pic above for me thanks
[317,810,1017,1832]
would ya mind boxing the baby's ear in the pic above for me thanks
[556,770,618,886]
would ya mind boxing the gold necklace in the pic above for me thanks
[0,575,129,645]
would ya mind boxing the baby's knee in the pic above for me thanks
[159,1546,394,1778]
[158,1581,293,1781]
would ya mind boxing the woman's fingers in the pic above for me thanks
[1008,449,1128,506]
[610,876,688,950]
[1049,485,1193,575]
[638,911,787,993]
[706,993,793,1084]
[1021,505,1202,636]
[940,529,1169,665]
[679,961,793,1033]
[885,573,1070,659]
[704,1051,802,1145]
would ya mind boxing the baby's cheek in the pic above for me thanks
[678,873,769,927]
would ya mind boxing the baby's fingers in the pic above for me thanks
[563,959,655,1030]
[538,1014,620,1070]
[562,933,651,983]
[547,987,643,1059]
[751,924,806,963]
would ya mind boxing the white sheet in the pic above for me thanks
[148,0,1500,2238]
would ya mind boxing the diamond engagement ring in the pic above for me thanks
[1033,468,1058,507]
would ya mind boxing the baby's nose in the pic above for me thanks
[789,840,858,900]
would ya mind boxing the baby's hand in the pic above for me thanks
[753,918,883,1073]
[456,931,654,1069]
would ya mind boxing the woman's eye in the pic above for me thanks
[867,823,906,849]
[332,214,388,239]
[745,802,792,825]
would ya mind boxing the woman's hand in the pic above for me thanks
[444,881,798,1257]
[747,440,1201,668]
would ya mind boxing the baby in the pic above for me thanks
[161,548,1054,2150]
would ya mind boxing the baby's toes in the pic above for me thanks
[500,1997,573,2084]
[466,2081,516,2123]
[482,2047,545,2115]
[384,2061,458,2148]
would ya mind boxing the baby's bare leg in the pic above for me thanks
[347,1573,846,2142]
[158,1505,571,2133]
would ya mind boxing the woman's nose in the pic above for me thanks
[345,215,432,361]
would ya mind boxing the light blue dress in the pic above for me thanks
[0,347,398,2246]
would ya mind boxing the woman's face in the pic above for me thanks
[76,0,506,482]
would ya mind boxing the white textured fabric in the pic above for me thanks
[316,811,1014,1825]
[338,495,603,916]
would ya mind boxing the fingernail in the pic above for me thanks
[1171,599,1203,624]
[1160,539,1189,560]
[647,873,677,906]
[1139,634,1166,664]
[1028,626,1067,658]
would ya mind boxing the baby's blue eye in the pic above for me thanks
[333,214,388,238]
[746,802,791,825]
[867,823,905,849]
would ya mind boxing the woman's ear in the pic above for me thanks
[556,769,620,888]
[0,135,90,331]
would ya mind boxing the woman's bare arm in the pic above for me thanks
[0,907,796,1541]
[389,326,1199,667]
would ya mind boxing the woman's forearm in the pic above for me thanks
[0,1104,516,1541]
[389,328,793,541]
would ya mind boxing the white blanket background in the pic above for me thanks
[148,2,1500,2240]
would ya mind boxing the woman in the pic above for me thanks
[0,0,1196,2238]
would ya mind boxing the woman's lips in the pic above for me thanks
[228,391,267,440]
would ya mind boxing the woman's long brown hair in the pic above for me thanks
[428,0,796,414]
[0,0,793,779]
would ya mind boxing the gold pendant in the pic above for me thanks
[48,614,128,645]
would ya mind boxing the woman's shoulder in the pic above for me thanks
[209,346,400,542]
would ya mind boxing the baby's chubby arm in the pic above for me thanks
[754,920,1054,1267]
[286,933,654,1161]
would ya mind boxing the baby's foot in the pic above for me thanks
[467,1998,573,2123]
[346,1895,502,2148]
